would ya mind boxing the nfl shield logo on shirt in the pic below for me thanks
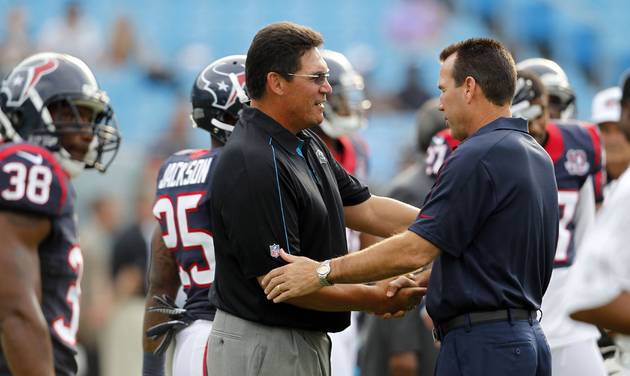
[269,243,280,258]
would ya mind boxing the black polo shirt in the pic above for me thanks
[409,117,559,324]
[209,107,370,333]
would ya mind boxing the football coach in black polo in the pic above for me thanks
[205,22,425,375]
[264,38,559,376]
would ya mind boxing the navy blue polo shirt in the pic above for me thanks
[409,117,559,324]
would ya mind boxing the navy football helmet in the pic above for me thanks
[0,52,121,176]
[320,50,371,138]
[516,58,575,120]
[190,55,248,144]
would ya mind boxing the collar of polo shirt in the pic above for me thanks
[243,107,313,156]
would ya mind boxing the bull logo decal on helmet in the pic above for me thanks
[2,58,59,107]
[198,62,247,111]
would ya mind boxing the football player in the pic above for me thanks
[426,69,606,376]
[566,69,630,375]
[591,87,630,194]
[311,49,372,376]
[316,49,372,249]
[516,57,576,120]
[0,52,121,376]
[424,125,459,180]
[142,55,248,376]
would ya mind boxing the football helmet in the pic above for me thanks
[0,52,121,176]
[511,73,543,120]
[320,49,371,138]
[190,55,248,144]
[516,58,575,120]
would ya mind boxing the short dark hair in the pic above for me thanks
[439,38,516,106]
[246,22,324,99]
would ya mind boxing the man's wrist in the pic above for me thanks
[412,263,432,276]
[317,259,334,286]
[365,284,387,312]
[348,283,385,312]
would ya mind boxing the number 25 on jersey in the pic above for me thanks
[153,193,215,288]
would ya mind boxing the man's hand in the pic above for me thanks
[262,249,322,302]
[385,266,431,298]
[373,277,426,318]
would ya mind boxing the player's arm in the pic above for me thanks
[570,291,630,334]
[344,195,420,238]
[142,226,180,375]
[359,232,380,249]
[262,231,438,302]
[0,211,54,376]
[256,274,424,315]
[325,140,419,237]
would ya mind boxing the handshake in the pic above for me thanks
[260,248,431,318]
[373,269,431,318]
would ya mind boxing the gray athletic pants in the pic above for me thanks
[206,309,331,376]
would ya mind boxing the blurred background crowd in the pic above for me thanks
[1,0,629,375]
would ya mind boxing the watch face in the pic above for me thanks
[317,264,330,275]
[317,261,332,286]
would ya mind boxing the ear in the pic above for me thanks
[267,72,286,96]
[463,76,476,104]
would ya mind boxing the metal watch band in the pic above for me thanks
[318,259,333,286]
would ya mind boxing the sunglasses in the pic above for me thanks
[287,72,330,85]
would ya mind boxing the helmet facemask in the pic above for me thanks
[321,72,371,138]
[0,53,121,176]
[33,94,121,177]
[516,58,576,120]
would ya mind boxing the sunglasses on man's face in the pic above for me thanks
[287,72,330,85]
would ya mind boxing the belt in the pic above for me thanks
[432,308,537,342]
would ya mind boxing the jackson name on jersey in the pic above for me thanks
[153,148,220,321]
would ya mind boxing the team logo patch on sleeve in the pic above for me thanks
[269,243,280,258]
[564,149,590,176]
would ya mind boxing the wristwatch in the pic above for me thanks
[317,259,333,286]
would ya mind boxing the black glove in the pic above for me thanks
[146,295,190,356]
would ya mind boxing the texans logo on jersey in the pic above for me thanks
[198,60,246,111]
[564,149,590,176]
[1,58,59,107]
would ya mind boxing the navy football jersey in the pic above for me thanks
[424,128,460,179]
[543,121,604,267]
[152,148,220,321]
[0,142,80,376]
[425,122,604,268]
[539,121,605,350]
